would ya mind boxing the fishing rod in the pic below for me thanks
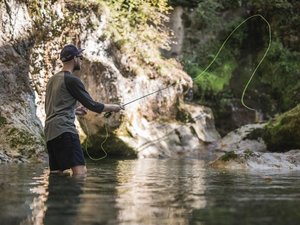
[104,84,173,118]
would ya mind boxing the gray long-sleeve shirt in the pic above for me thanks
[44,71,104,142]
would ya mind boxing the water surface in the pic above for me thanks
[0,159,299,225]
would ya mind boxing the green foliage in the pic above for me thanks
[261,40,300,111]
[247,0,293,10]
[194,60,237,94]
[99,0,171,49]
[168,0,241,9]
[195,0,223,29]
[168,0,201,7]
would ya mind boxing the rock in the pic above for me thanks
[210,116,300,170]
[210,149,300,170]
[181,103,221,143]
[215,123,267,155]
[116,103,220,159]
[263,104,300,152]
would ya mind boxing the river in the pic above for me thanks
[0,159,299,225]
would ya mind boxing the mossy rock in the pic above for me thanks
[219,151,238,161]
[245,128,264,140]
[82,132,137,159]
[263,104,300,152]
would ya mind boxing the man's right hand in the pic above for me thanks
[111,104,124,112]
[103,104,125,112]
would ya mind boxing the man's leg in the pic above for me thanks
[71,165,87,176]
[47,140,62,173]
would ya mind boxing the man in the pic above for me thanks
[44,44,123,176]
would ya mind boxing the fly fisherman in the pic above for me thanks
[44,44,123,176]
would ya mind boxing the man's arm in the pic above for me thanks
[65,73,122,113]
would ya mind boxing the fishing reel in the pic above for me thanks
[104,112,112,118]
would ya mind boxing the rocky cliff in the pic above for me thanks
[0,0,45,162]
[0,0,220,163]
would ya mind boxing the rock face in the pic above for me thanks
[0,0,221,162]
[0,1,45,163]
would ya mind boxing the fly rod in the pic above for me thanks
[104,84,173,118]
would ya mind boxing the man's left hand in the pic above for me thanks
[75,106,88,116]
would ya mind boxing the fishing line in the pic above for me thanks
[83,118,108,160]
[82,14,271,160]
[195,14,271,111]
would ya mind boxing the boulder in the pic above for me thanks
[263,104,300,152]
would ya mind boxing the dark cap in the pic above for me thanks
[60,44,84,62]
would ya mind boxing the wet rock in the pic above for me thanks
[210,149,300,170]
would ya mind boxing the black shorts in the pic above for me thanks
[46,132,85,171]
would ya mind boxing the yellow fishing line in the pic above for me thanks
[83,118,108,160]
[195,14,272,111]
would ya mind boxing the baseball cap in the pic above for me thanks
[60,44,85,62]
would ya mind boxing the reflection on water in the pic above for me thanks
[44,174,85,225]
[115,159,206,225]
[28,170,48,225]
[0,160,300,225]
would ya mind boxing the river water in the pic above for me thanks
[0,159,299,225]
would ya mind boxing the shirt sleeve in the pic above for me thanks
[64,73,104,113]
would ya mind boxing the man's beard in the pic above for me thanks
[74,61,81,71]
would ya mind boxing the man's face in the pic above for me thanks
[73,55,82,71]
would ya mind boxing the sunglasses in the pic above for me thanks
[75,55,83,60]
